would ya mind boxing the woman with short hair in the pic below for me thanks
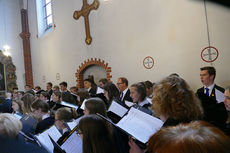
[152,75,203,125]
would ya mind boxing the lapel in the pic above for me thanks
[210,85,216,101]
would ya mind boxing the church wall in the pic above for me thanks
[28,0,230,90]
[0,0,25,90]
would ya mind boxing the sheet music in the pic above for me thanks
[13,113,22,120]
[35,126,62,153]
[146,97,152,104]
[96,87,104,94]
[125,100,134,107]
[116,107,163,144]
[60,101,79,110]
[66,122,77,130]
[108,100,128,117]
[66,116,83,130]
[61,132,82,153]
[215,88,225,103]
[80,99,87,110]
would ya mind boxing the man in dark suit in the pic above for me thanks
[46,82,53,98]
[196,66,227,124]
[84,79,97,95]
[59,81,69,93]
[70,86,78,102]
[40,92,50,103]
[197,66,225,103]
[144,80,154,99]
[117,77,133,103]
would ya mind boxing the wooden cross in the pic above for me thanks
[73,0,99,45]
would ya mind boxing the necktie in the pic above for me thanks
[120,92,124,100]
[205,88,209,96]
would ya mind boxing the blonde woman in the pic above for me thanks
[0,113,22,138]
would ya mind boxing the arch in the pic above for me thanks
[75,58,112,88]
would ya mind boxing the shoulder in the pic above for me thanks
[214,84,225,93]
[196,87,204,93]
[42,117,55,124]
[36,117,54,132]
[0,136,49,153]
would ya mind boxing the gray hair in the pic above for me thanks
[0,113,22,138]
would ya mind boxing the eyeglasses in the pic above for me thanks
[225,96,230,100]
[117,82,124,85]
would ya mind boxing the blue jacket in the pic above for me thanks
[0,98,12,113]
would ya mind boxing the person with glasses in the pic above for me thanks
[224,86,230,114]
[53,107,78,153]
[78,114,116,153]
[117,77,132,103]
[223,86,230,135]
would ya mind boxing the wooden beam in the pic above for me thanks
[19,9,34,87]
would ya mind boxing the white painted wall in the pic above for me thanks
[0,0,25,90]
[27,0,230,90]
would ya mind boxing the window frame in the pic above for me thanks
[36,0,54,38]
[43,0,53,31]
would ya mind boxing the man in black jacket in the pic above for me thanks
[117,77,133,103]
[196,66,227,124]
